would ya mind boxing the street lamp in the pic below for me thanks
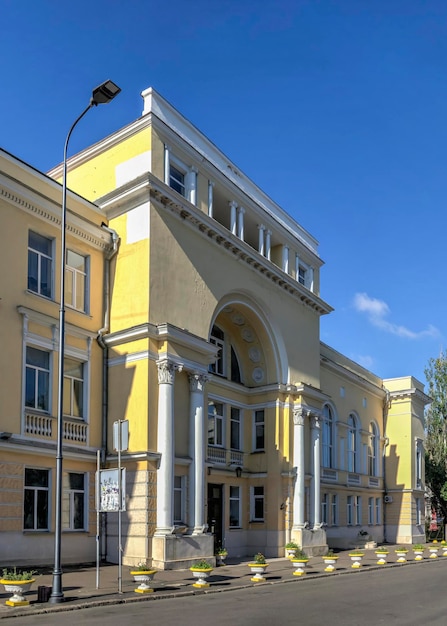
[49,80,121,604]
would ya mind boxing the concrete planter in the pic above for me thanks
[130,570,157,593]
[0,579,35,606]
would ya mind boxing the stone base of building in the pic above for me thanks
[292,528,327,556]
[152,533,215,570]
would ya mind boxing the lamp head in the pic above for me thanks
[91,80,121,106]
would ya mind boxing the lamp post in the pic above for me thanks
[49,80,121,604]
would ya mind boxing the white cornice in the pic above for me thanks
[388,388,431,405]
[0,171,109,251]
[103,321,218,361]
[320,349,386,400]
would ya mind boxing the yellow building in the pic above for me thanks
[0,88,429,568]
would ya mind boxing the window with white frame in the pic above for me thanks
[208,402,224,446]
[354,495,362,525]
[174,475,185,524]
[322,404,334,468]
[347,414,358,472]
[331,494,338,526]
[229,485,241,527]
[253,409,265,451]
[251,486,264,521]
[230,407,242,450]
[375,497,381,525]
[368,497,374,524]
[25,346,50,412]
[415,439,423,489]
[63,358,84,419]
[321,493,328,524]
[209,325,225,376]
[66,250,88,312]
[368,422,379,476]
[24,468,49,530]
[28,231,53,298]
[62,472,85,530]
[169,163,186,196]
[415,497,422,526]
[347,495,353,525]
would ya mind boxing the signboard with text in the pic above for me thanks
[96,468,126,512]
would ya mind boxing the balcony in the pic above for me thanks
[24,411,88,444]
[207,446,244,467]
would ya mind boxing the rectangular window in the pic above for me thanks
[174,475,185,524]
[331,494,338,526]
[230,407,241,450]
[62,472,85,530]
[25,346,50,412]
[208,402,224,446]
[209,326,225,376]
[415,497,422,526]
[229,486,241,527]
[375,497,381,525]
[169,164,185,196]
[415,439,423,489]
[24,468,49,530]
[368,497,374,525]
[253,409,265,451]
[63,358,84,418]
[66,250,88,312]
[347,495,353,525]
[321,493,328,525]
[354,495,362,525]
[298,265,306,286]
[28,231,53,298]
[251,486,264,521]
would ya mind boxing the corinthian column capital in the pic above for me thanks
[157,359,181,385]
[188,372,209,393]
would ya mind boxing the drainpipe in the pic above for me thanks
[382,390,390,543]
[97,223,120,561]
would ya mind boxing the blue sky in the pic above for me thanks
[3,0,447,385]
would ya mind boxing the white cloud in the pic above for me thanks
[353,292,440,340]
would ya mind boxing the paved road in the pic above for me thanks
[5,559,446,625]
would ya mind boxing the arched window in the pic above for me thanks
[322,405,334,468]
[368,422,379,476]
[347,414,358,472]
[209,325,225,376]
[230,346,242,384]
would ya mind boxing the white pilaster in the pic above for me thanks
[164,144,170,186]
[188,373,208,534]
[265,230,272,261]
[155,359,177,535]
[229,201,237,235]
[208,181,214,218]
[282,245,289,274]
[258,224,265,256]
[292,408,306,529]
[295,253,300,280]
[237,206,245,241]
[310,414,321,529]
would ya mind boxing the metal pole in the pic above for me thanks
[49,103,92,604]
[96,450,101,589]
[118,420,122,594]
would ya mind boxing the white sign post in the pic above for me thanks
[113,420,129,594]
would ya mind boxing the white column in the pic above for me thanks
[186,166,198,205]
[229,201,237,235]
[265,230,272,260]
[310,414,321,529]
[237,206,245,241]
[282,245,289,274]
[208,181,214,218]
[309,267,314,292]
[155,359,177,535]
[164,144,170,186]
[258,224,265,255]
[292,407,306,529]
[295,253,300,281]
[188,373,208,534]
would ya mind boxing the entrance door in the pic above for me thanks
[207,483,223,552]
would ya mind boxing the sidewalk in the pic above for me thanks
[0,545,439,620]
